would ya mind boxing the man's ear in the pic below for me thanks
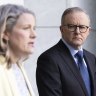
[89,27,91,31]
[60,25,63,33]
[88,27,92,35]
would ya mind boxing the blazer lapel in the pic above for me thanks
[84,50,96,96]
[18,64,35,96]
[57,40,89,96]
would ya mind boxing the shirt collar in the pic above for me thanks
[61,38,83,57]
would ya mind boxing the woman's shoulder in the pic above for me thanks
[0,55,7,70]
[0,55,6,62]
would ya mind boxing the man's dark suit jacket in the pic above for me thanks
[36,39,96,96]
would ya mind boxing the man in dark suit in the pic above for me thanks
[36,7,96,96]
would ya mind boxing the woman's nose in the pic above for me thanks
[30,29,37,38]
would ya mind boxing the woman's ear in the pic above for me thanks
[3,31,10,41]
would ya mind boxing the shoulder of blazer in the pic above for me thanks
[0,55,7,69]
[83,49,96,59]
[0,55,6,64]
[38,39,70,57]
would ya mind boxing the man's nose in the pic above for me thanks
[75,27,80,33]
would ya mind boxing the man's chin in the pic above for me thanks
[71,43,82,49]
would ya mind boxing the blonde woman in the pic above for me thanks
[0,4,36,96]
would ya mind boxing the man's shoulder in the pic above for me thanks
[38,40,64,59]
[38,39,69,59]
[83,49,96,58]
[40,43,59,57]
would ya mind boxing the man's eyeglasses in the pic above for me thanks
[63,24,90,33]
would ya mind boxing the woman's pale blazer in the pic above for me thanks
[0,55,35,96]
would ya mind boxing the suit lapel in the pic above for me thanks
[57,40,89,96]
[84,50,94,80]
[84,50,95,96]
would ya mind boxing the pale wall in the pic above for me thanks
[24,1,96,96]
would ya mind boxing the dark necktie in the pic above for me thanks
[75,51,91,96]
